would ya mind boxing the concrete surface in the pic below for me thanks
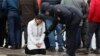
[0,48,100,56]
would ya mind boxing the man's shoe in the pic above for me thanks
[4,45,8,48]
[83,48,90,54]
[0,46,3,48]
[48,47,56,52]
[94,49,100,54]
[10,45,16,49]
[16,45,21,49]
[58,48,64,52]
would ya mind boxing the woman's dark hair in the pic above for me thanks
[35,14,44,20]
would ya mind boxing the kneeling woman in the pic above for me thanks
[25,15,46,55]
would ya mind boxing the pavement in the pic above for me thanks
[0,48,100,56]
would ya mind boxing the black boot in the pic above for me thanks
[10,45,16,49]
[48,47,56,52]
[83,48,90,54]
[94,49,100,54]
[58,48,64,52]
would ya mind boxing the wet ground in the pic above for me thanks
[0,48,100,56]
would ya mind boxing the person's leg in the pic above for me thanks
[85,23,98,49]
[94,24,100,54]
[56,23,64,52]
[0,11,7,47]
[8,11,16,48]
[14,13,21,49]
[4,33,9,48]
[81,32,86,48]
[48,32,55,48]
[1,16,7,48]
[76,27,81,49]
[66,25,79,56]
[21,26,27,48]
[84,22,98,54]
[65,9,82,56]
[0,20,4,47]
[24,26,28,44]
[45,18,56,51]
[81,19,87,48]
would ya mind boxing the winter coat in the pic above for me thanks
[88,0,100,23]
[27,19,46,50]
[61,0,86,15]
[46,5,82,32]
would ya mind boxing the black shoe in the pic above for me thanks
[58,48,64,52]
[83,48,90,54]
[16,45,21,49]
[4,45,8,48]
[0,46,3,48]
[48,47,56,52]
[93,49,100,54]
[10,45,16,49]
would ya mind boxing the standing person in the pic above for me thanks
[19,0,42,48]
[0,0,6,48]
[3,0,21,49]
[84,0,100,54]
[61,0,87,48]
[80,0,88,48]
[40,3,54,50]
[2,0,11,48]
[42,0,64,52]
[25,15,46,55]
[42,4,83,56]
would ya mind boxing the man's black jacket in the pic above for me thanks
[45,5,83,34]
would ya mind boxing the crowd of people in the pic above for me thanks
[0,0,100,56]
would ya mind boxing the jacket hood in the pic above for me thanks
[41,2,51,14]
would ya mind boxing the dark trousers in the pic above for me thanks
[25,47,46,55]
[21,26,28,44]
[66,24,80,56]
[0,13,7,47]
[81,18,88,48]
[4,33,11,46]
[85,22,100,49]
[8,11,21,47]
[65,8,81,56]
[76,28,81,48]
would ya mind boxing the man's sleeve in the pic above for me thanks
[46,16,58,33]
